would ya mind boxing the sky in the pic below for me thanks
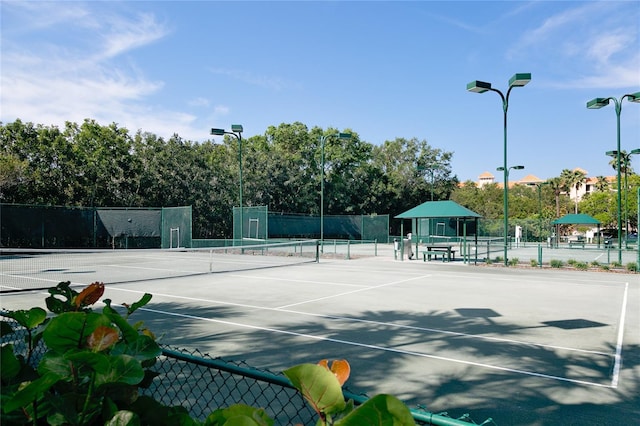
[1,1,639,183]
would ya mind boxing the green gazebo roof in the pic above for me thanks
[551,213,601,225]
[395,200,482,219]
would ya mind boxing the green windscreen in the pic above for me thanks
[269,212,390,241]
[233,206,268,242]
[161,206,193,248]
[1,203,192,249]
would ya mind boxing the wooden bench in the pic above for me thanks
[568,240,585,248]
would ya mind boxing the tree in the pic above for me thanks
[0,153,27,200]
[578,191,616,227]
[370,138,456,216]
[560,168,586,214]
[595,176,610,192]
[1,119,464,240]
[546,177,567,218]
[608,150,635,175]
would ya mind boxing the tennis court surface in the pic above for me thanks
[2,244,638,425]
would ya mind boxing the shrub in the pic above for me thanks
[567,259,577,266]
[485,257,493,265]
[530,259,538,267]
[550,259,564,268]
[508,257,519,266]
[611,261,622,268]
[626,262,638,272]
[574,262,589,271]
[590,260,600,267]
[0,282,176,426]
[495,256,503,263]
[601,264,610,271]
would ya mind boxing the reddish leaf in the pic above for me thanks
[74,282,105,308]
[87,325,119,352]
[329,359,350,386]
[317,359,350,386]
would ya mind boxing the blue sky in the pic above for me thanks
[1,1,639,183]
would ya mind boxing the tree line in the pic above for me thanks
[1,119,636,238]
[0,119,458,238]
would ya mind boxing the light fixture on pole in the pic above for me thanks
[319,132,351,252]
[587,92,640,263]
[468,73,531,266]
[211,125,244,245]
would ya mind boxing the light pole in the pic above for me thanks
[608,148,640,248]
[535,181,550,242]
[319,132,351,251]
[468,73,531,266]
[588,92,640,263]
[211,125,244,245]
[497,165,524,251]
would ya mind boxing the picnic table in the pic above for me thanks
[568,240,585,248]
[422,245,457,262]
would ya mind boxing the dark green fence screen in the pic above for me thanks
[1,204,191,249]
[161,206,193,248]
[233,206,389,242]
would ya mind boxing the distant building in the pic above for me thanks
[471,171,544,189]
[465,168,616,201]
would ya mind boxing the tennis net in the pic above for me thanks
[0,240,319,293]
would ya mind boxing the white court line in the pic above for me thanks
[275,274,432,309]
[110,285,613,359]
[611,282,629,388]
[112,277,614,366]
[139,305,615,389]
[229,274,368,288]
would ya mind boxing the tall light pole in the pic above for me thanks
[211,125,244,245]
[535,181,550,242]
[319,132,351,251]
[588,92,640,263]
[497,165,524,251]
[468,73,531,266]
[608,148,640,248]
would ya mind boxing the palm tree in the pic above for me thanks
[595,176,610,192]
[547,176,567,218]
[608,150,635,175]
[560,168,586,214]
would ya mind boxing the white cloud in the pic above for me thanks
[188,97,210,107]
[213,105,230,115]
[511,2,640,90]
[99,13,169,60]
[209,67,299,91]
[0,2,203,140]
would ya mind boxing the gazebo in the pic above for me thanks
[551,213,601,247]
[395,200,482,258]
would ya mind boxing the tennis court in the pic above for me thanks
[1,244,638,425]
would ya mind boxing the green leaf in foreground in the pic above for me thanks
[3,307,47,329]
[206,404,273,426]
[105,410,141,426]
[283,363,346,416]
[336,394,416,426]
[1,344,21,381]
[3,372,61,414]
[43,312,111,352]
